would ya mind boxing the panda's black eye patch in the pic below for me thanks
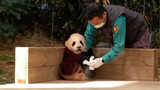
[72,41,76,46]
[80,41,84,46]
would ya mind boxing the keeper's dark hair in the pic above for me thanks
[84,2,106,20]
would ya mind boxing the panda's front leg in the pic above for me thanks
[78,55,96,79]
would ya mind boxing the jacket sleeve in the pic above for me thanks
[102,15,126,63]
[84,22,99,51]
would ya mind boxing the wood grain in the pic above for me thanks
[28,47,64,67]
[95,65,155,81]
[92,48,155,65]
[28,66,60,83]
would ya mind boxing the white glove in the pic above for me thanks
[90,57,104,69]
[83,56,95,70]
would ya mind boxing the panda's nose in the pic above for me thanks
[77,46,81,49]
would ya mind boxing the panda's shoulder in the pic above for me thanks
[63,47,75,58]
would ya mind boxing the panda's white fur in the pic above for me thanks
[65,33,86,54]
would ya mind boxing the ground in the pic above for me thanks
[0,80,160,90]
[0,26,160,84]
[0,50,14,84]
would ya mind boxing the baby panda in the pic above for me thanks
[59,33,96,80]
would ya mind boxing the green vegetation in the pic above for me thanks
[0,0,159,47]
[0,69,5,75]
[0,0,33,42]
[0,55,14,61]
[0,69,9,84]
[0,52,15,84]
[0,78,10,84]
[0,69,12,84]
[0,52,15,65]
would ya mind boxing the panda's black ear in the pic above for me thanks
[64,34,70,41]
[64,32,75,41]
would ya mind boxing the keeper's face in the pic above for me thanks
[88,12,107,28]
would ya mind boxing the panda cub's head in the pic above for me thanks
[65,33,86,54]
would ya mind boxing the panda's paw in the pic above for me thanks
[83,59,95,70]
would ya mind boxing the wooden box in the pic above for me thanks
[15,47,159,83]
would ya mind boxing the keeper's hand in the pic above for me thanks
[83,56,95,70]
[90,57,105,69]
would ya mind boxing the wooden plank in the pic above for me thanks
[28,47,64,67]
[95,65,155,81]
[92,48,155,65]
[123,65,154,81]
[154,49,160,81]
[28,66,60,83]
[15,47,29,84]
